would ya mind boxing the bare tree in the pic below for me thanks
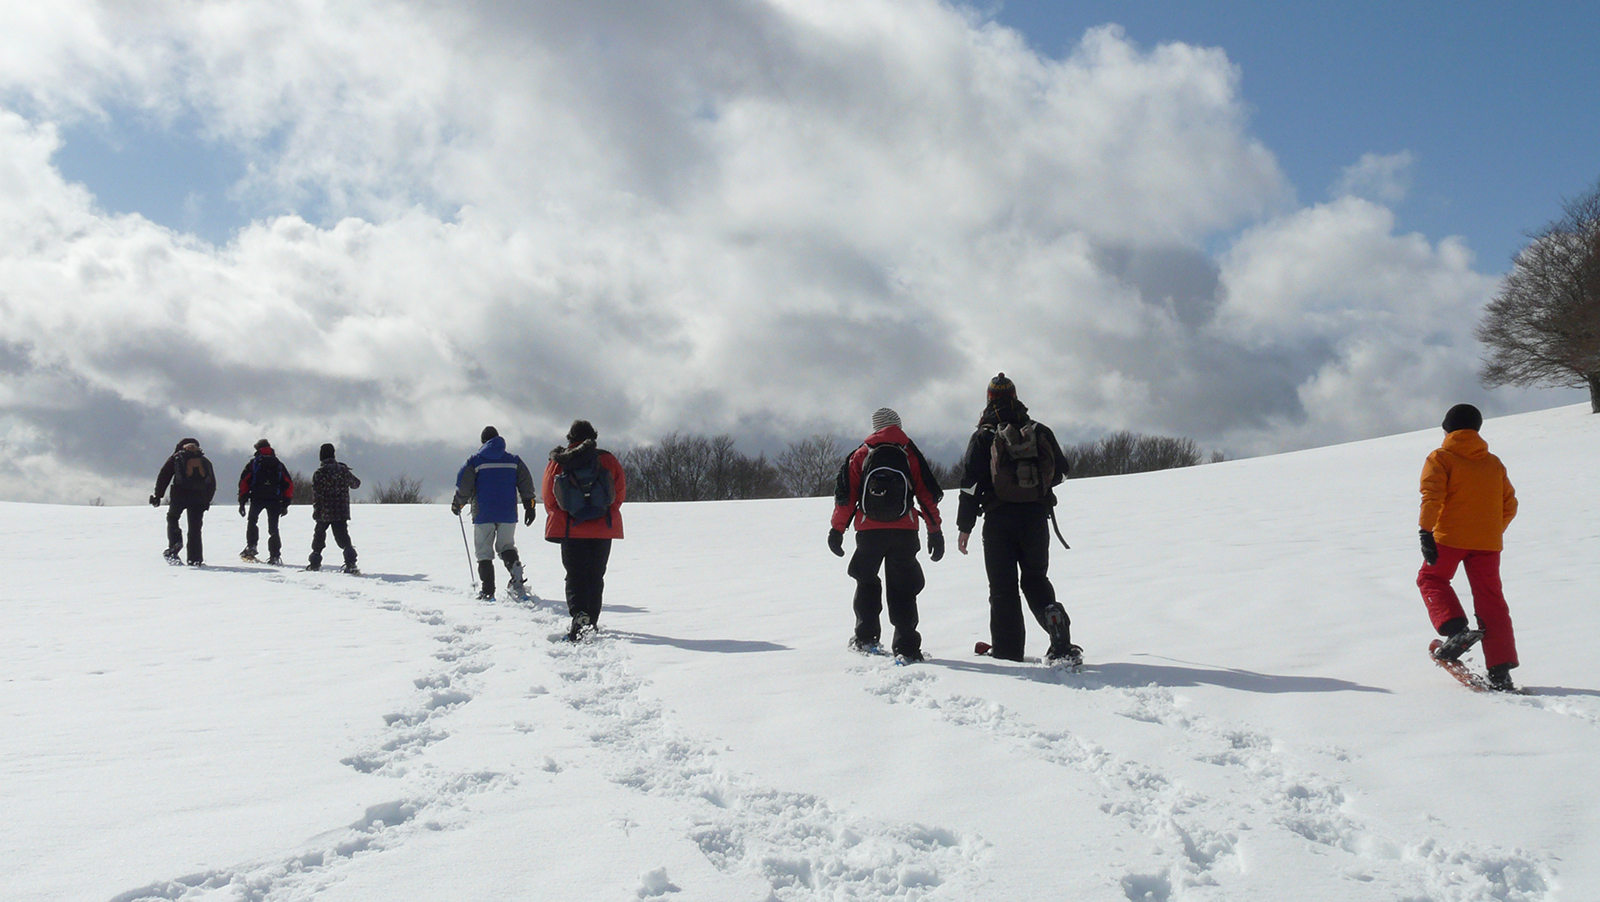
[1062,431,1205,479]
[620,432,788,501]
[289,470,313,504]
[372,474,429,503]
[1477,179,1600,412]
[776,434,844,497]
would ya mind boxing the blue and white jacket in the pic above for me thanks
[453,436,537,524]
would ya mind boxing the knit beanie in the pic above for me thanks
[987,372,1017,401]
[480,425,499,443]
[319,443,336,461]
[566,419,598,444]
[1441,404,1483,433]
[871,407,901,431]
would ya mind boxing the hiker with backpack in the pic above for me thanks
[829,408,945,662]
[543,419,625,641]
[308,443,361,573]
[955,373,1080,665]
[150,437,218,566]
[452,426,537,600]
[237,438,294,564]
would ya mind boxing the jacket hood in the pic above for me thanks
[479,435,507,456]
[865,424,911,447]
[1441,429,1490,459]
[551,438,598,467]
[255,446,276,457]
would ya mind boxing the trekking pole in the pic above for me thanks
[457,509,477,591]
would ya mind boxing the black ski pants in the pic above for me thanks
[847,528,924,657]
[981,505,1068,661]
[561,538,612,624]
[245,499,283,558]
[166,501,206,564]
[310,520,356,567]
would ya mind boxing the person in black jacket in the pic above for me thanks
[307,443,361,573]
[237,438,294,564]
[955,374,1079,663]
[150,437,218,565]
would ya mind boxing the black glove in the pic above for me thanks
[1419,529,1438,565]
[239,500,247,517]
[280,500,292,516]
[927,532,945,562]
[149,494,160,508]
[523,501,537,527]
[451,499,463,516]
[827,529,845,557]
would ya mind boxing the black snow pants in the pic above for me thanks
[310,520,356,568]
[561,538,613,625]
[847,528,925,657]
[166,501,206,564]
[981,504,1069,661]
[245,499,282,558]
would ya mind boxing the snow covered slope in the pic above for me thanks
[4,405,1597,901]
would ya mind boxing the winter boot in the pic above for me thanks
[566,612,593,642]
[267,555,283,565]
[1431,628,1484,662]
[240,546,258,562]
[476,560,496,600]
[340,562,361,575]
[1046,643,1084,667]
[501,548,527,597]
[1487,664,1517,692]
[163,545,181,562]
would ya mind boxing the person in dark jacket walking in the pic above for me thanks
[238,438,295,564]
[307,443,361,573]
[151,437,218,565]
[829,407,944,662]
[452,426,537,600]
[955,374,1079,664]
[543,420,626,641]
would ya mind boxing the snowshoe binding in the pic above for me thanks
[1430,628,1483,662]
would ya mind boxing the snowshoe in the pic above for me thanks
[894,650,925,665]
[848,636,888,657]
[340,562,360,575]
[1046,643,1084,672]
[1430,629,1483,662]
[1487,664,1517,692]
[240,547,258,563]
[304,561,321,571]
[267,555,283,565]
[566,613,594,643]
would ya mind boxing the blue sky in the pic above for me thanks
[1,0,1594,503]
[991,1,1600,270]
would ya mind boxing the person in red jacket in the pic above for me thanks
[543,419,626,641]
[1418,403,1520,690]
[828,408,945,662]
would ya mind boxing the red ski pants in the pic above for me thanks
[1417,543,1518,669]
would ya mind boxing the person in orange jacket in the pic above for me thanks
[828,407,944,662]
[543,419,626,641]
[1418,403,1520,690]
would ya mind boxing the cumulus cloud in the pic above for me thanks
[0,0,1547,502]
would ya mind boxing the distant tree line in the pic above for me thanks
[1061,431,1212,479]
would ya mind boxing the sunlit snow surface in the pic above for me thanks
[5,405,1597,901]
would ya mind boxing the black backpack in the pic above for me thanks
[172,449,211,493]
[554,451,615,524]
[248,456,285,500]
[858,442,915,522]
[990,421,1056,503]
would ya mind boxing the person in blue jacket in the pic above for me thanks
[452,426,537,599]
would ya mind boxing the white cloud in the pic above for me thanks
[1332,150,1414,204]
[0,0,1549,501]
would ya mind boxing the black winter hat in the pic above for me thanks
[566,419,598,444]
[254,438,271,451]
[1441,404,1483,433]
[320,443,336,461]
[481,426,499,443]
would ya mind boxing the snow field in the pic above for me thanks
[4,404,1599,900]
